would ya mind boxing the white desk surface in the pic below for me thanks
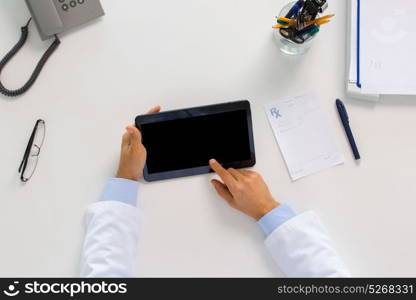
[1,0,416,277]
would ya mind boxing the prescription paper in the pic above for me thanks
[265,94,344,181]
[360,0,416,94]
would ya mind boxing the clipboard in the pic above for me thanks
[346,0,380,101]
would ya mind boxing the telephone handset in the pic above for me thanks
[26,0,63,40]
[0,0,104,97]
[26,0,104,40]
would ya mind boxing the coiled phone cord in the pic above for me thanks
[0,18,61,97]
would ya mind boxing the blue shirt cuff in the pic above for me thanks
[99,178,139,207]
[257,204,296,236]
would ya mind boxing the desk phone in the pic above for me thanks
[25,0,104,40]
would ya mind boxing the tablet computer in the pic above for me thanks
[135,100,255,182]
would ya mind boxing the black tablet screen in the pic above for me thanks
[141,110,251,174]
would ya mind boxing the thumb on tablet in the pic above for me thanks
[126,125,142,147]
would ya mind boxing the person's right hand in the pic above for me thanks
[209,159,280,220]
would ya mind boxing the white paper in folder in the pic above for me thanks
[360,0,416,94]
[348,0,358,84]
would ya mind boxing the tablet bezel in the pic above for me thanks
[135,100,256,182]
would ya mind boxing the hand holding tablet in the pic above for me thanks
[135,101,256,182]
[116,106,161,182]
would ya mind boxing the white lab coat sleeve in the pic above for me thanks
[265,211,350,277]
[80,201,140,277]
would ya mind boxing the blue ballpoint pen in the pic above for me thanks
[336,99,361,160]
[285,0,305,18]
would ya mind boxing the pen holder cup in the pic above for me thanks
[274,1,318,56]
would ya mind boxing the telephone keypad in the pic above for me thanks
[58,0,86,12]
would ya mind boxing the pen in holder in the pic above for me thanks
[273,0,332,56]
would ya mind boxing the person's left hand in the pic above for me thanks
[116,106,161,181]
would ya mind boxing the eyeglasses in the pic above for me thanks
[18,119,46,182]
